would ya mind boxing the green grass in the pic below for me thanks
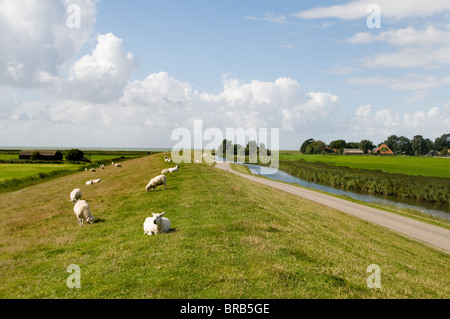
[0,154,449,298]
[0,164,81,181]
[279,152,450,178]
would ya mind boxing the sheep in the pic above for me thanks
[86,180,93,185]
[70,188,82,204]
[73,200,95,226]
[164,156,168,161]
[161,168,171,174]
[115,163,122,168]
[143,212,171,235]
[92,178,101,184]
[168,165,179,173]
[165,158,172,162]
[100,164,105,170]
[90,169,96,172]
[145,175,167,192]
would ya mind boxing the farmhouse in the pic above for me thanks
[343,148,364,155]
[19,150,61,161]
[374,144,394,155]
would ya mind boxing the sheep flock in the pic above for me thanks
[68,155,183,236]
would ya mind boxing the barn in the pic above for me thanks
[19,150,62,161]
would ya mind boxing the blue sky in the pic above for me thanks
[0,0,449,149]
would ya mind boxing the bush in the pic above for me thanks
[65,149,85,161]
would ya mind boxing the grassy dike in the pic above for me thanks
[0,153,449,298]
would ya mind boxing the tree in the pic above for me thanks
[54,151,64,161]
[329,139,347,153]
[65,149,85,161]
[300,138,314,154]
[411,135,429,156]
[359,140,375,154]
[345,142,359,149]
[31,151,41,161]
[305,140,326,154]
[435,133,450,151]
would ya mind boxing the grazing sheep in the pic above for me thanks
[73,200,95,226]
[145,175,167,192]
[168,165,179,173]
[100,164,105,170]
[164,156,168,161]
[165,158,172,162]
[70,188,82,204]
[115,163,122,168]
[143,212,171,235]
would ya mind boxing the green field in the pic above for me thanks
[0,153,448,298]
[0,164,80,181]
[279,152,450,178]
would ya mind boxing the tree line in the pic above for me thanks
[300,133,450,156]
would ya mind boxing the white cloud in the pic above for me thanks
[294,0,450,21]
[43,33,138,103]
[0,0,97,87]
[348,74,443,91]
[245,12,296,25]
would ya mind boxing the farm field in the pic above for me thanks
[0,164,80,181]
[279,152,450,178]
[0,153,448,299]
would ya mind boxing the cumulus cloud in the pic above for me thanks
[44,33,139,103]
[0,0,97,87]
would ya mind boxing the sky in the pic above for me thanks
[0,0,449,150]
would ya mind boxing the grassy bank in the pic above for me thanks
[0,154,449,298]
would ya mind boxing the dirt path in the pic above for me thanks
[216,162,450,253]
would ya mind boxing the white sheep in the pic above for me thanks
[90,168,96,172]
[92,178,101,184]
[100,164,105,170]
[145,175,167,192]
[86,180,93,185]
[70,188,82,204]
[115,163,122,168]
[73,200,95,226]
[143,212,171,235]
[161,168,170,174]
[168,165,179,173]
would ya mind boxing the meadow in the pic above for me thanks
[279,152,450,178]
[0,153,449,299]
[0,150,149,193]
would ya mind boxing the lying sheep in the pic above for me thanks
[92,178,101,184]
[73,200,95,226]
[145,175,167,192]
[168,165,179,173]
[115,163,122,168]
[90,169,96,172]
[86,180,93,185]
[70,188,82,204]
[143,212,171,235]
[161,168,170,174]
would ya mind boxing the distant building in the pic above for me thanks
[343,148,364,155]
[374,144,394,155]
[19,150,60,160]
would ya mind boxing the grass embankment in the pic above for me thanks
[0,154,449,298]
[277,160,450,205]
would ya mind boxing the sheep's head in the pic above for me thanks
[152,212,166,225]
[87,216,95,224]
